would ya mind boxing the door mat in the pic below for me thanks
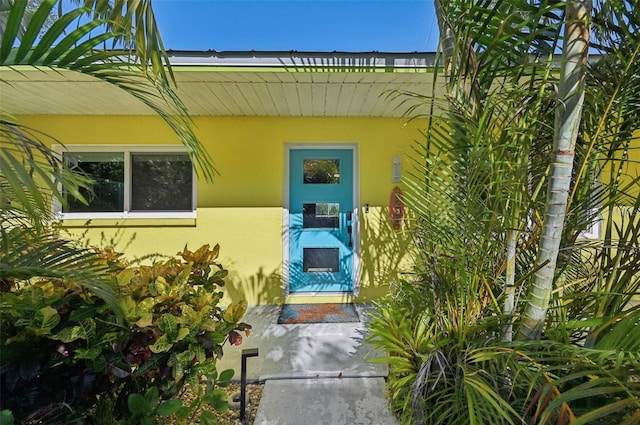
[277,303,360,324]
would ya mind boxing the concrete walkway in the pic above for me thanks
[216,305,398,425]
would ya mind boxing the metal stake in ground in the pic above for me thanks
[240,348,259,421]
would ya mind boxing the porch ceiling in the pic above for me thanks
[0,51,441,118]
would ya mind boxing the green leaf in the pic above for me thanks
[51,326,85,343]
[176,327,190,342]
[35,306,60,330]
[79,318,97,344]
[144,386,160,408]
[209,269,229,283]
[223,300,247,323]
[175,266,192,287]
[159,314,179,341]
[27,7,88,63]
[564,317,605,329]
[43,20,106,65]
[150,276,170,296]
[137,297,157,312]
[117,268,136,286]
[88,355,107,372]
[210,330,227,344]
[209,389,229,412]
[58,32,121,68]
[75,347,102,361]
[172,361,185,382]
[219,369,234,384]
[193,359,218,376]
[0,0,27,64]
[199,410,217,425]
[136,312,154,328]
[119,295,137,318]
[149,335,173,353]
[127,393,147,416]
[176,349,195,367]
[157,398,182,416]
[14,0,57,63]
[69,303,106,322]
[176,405,192,421]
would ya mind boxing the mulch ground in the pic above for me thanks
[161,382,264,424]
[213,382,264,425]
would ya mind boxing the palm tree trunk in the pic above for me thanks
[434,0,455,79]
[519,0,591,340]
[434,0,465,103]
[503,228,517,341]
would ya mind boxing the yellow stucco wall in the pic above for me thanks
[20,115,421,305]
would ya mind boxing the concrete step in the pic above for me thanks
[254,377,398,425]
[216,305,387,381]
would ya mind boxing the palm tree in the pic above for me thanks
[368,0,640,423]
[0,0,214,304]
[430,0,640,339]
[520,0,591,340]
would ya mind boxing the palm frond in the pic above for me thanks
[0,1,216,180]
[65,0,173,82]
[519,340,640,425]
[0,120,92,231]
[0,227,120,316]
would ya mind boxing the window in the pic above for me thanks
[303,159,340,184]
[577,173,602,239]
[579,208,601,239]
[57,145,196,219]
[303,202,340,228]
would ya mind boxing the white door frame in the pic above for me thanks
[282,143,360,297]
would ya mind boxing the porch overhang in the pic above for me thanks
[0,51,440,117]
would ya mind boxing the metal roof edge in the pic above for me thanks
[165,50,439,68]
[165,49,605,70]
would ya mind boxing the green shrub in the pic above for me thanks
[0,243,250,424]
[368,279,527,425]
[368,280,640,425]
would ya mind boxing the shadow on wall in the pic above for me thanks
[221,206,415,306]
[359,206,414,300]
[224,267,284,306]
[60,221,139,253]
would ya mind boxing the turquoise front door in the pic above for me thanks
[289,148,354,292]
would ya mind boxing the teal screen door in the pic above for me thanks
[289,149,354,292]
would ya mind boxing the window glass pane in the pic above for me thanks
[63,152,124,212]
[303,203,340,228]
[303,248,340,272]
[131,153,192,211]
[303,159,340,184]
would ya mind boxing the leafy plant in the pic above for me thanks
[0,243,250,423]
[0,2,232,423]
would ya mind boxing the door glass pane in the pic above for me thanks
[303,203,340,228]
[303,159,340,184]
[63,152,124,212]
[132,153,192,211]
[303,248,340,272]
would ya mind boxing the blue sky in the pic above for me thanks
[152,1,439,52]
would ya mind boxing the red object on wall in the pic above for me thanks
[389,186,405,229]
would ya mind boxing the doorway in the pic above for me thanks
[286,147,357,293]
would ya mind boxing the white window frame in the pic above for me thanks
[579,208,601,239]
[53,144,197,219]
